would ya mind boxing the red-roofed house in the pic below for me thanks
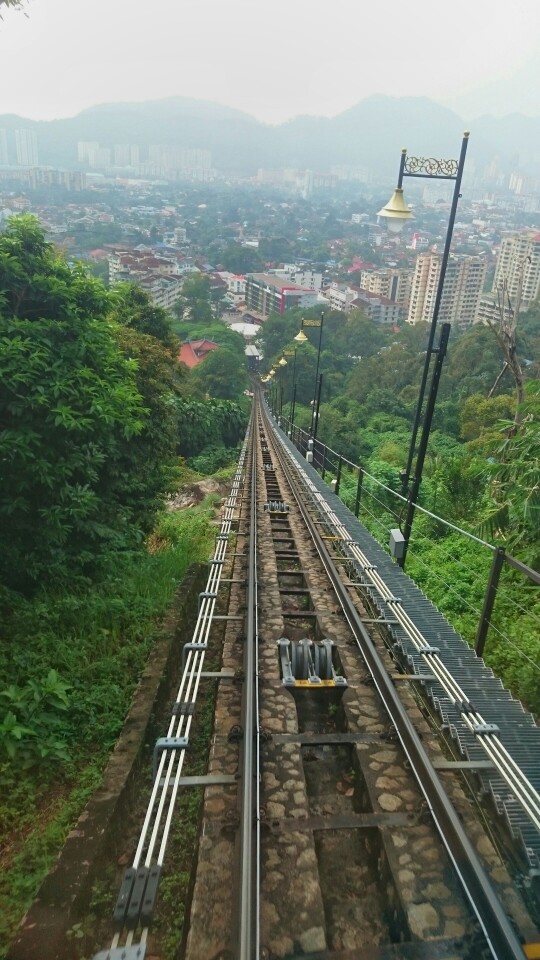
[178,339,220,369]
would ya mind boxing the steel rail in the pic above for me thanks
[237,410,260,959]
[279,434,540,842]
[263,407,526,960]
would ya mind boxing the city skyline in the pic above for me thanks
[1,0,540,125]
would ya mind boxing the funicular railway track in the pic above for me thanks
[89,393,540,960]
[184,395,538,960]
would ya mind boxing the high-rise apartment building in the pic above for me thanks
[407,254,487,329]
[77,141,99,165]
[15,129,38,166]
[0,129,9,165]
[113,144,131,166]
[147,145,211,176]
[492,231,540,309]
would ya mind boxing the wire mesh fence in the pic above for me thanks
[276,411,540,715]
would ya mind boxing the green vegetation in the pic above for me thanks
[262,303,540,713]
[0,502,220,952]
[0,216,249,950]
[0,216,247,594]
[0,209,538,944]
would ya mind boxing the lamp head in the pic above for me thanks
[278,357,287,367]
[377,187,414,234]
[294,328,308,342]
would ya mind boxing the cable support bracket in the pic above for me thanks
[471,723,500,736]
[182,642,207,668]
[94,947,146,960]
[457,700,477,715]
[153,736,188,781]
[171,701,195,716]
[198,590,218,610]
[112,863,162,930]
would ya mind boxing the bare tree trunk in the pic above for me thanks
[486,258,528,433]
[488,361,509,399]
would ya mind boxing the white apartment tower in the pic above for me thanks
[0,129,9,165]
[15,129,38,166]
[407,254,487,329]
[77,141,99,165]
[492,231,540,309]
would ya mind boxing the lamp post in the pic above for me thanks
[267,367,276,415]
[289,318,308,433]
[378,132,469,567]
[288,347,298,427]
[278,356,287,417]
[306,310,324,436]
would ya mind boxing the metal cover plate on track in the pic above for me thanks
[93,946,146,960]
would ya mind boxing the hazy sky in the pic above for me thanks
[1,0,539,123]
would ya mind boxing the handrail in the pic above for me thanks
[278,413,539,581]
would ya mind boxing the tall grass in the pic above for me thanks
[0,498,219,953]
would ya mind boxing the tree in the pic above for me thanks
[112,326,179,528]
[219,243,263,274]
[460,393,515,444]
[175,397,248,459]
[480,382,540,567]
[442,324,512,401]
[258,237,294,263]
[110,283,177,349]
[0,217,148,592]
[486,273,526,432]
[332,310,387,359]
[190,347,248,400]
[174,273,214,324]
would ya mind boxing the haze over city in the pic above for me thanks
[1,0,540,123]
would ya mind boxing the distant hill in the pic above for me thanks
[1,95,539,177]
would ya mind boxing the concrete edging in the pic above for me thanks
[8,563,207,960]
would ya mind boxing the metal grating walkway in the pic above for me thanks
[277,425,540,873]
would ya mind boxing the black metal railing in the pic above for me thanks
[272,405,540,670]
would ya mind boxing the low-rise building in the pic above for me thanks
[358,268,412,315]
[178,338,220,368]
[139,274,183,310]
[218,271,247,304]
[108,246,186,308]
[245,273,319,316]
[351,290,401,325]
[325,282,358,313]
[270,265,323,291]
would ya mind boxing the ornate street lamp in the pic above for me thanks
[379,133,470,567]
[267,367,276,414]
[294,318,308,344]
[277,357,288,416]
[288,348,298,427]
[377,180,415,233]
[303,311,324,437]
[287,318,308,431]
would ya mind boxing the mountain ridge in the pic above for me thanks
[1,95,539,176]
